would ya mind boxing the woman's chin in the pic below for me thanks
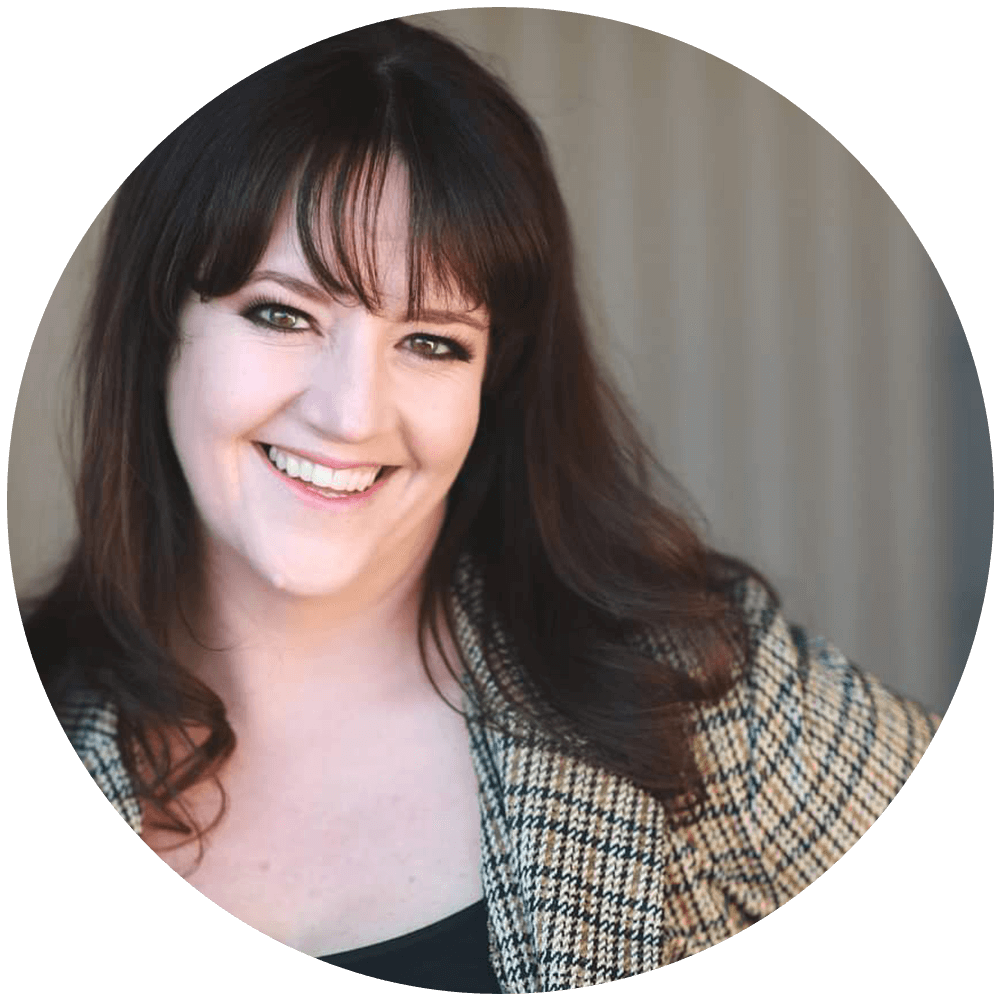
[255,561,368,600]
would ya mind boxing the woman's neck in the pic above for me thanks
[171,536,459,733]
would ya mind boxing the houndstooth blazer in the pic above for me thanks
[59,558,938,992]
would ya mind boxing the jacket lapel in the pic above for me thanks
[450,560,668,991]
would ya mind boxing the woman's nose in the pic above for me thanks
[297,314,387,443]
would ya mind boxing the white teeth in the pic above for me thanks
[264,445,381,493]
[311,465,333,488]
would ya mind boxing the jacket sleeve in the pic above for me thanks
[751,622,936,906]
[688,579,939,927]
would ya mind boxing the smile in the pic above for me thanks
[258,443,392,499]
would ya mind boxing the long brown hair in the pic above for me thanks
[24,18,770,845]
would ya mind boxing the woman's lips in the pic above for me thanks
[256,442,397,509]
[257,441,386,472]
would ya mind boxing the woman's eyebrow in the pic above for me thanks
[246,269,330,303]
[248,271,489,334]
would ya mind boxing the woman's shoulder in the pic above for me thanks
[624,564,938,811]
[52,686,143,834]
[718,571,939,755]
[697,579,941,828]
[684,571,939,921]
[56,686,119,756]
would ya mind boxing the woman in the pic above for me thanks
[24,18,938,993]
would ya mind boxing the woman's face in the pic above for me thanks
[165,171,489,600]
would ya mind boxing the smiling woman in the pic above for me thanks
[167,175,489,600]
[21,16,939,994]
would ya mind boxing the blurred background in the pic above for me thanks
[8,8,990,715]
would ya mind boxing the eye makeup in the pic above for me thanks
[239,296,477,363]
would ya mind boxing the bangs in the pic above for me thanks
[187,56,551,325]
[293,141,487,318]
[190,133,545,325]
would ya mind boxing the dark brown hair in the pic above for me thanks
[25,18,769,845]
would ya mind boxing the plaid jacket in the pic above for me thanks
[61,559,938,992]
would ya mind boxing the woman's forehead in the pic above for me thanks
[324,158,410,250]
[257,187,483,321]
[251,199,485,316]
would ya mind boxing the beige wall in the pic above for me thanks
[9,9,988,713]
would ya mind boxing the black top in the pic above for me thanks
[318,898,501,993]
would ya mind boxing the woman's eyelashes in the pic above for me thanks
[239,297,475,363]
